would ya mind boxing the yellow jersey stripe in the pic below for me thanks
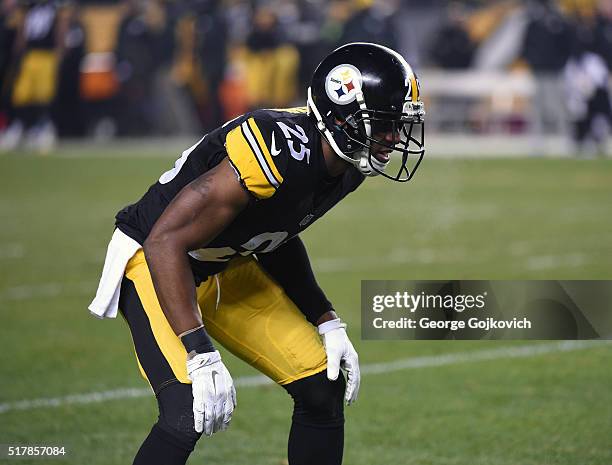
[241,121,281,188]
[268,106,308,114]
[225,120,280,199]
[246,118,284,185]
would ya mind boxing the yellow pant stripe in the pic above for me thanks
[123,251,327,386]
[125,250,190,384]
[134,352,151,387]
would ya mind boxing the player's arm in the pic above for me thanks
[143,159,248,436]
[257,237,361,405]
[144,159,249,336]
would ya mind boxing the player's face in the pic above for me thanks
[369,128,402,163]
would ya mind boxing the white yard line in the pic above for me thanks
[0,281,97,302]
[0,340,608,414]
[526,253,589,271]
[0,243,24,260]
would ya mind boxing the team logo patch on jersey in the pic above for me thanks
[325,64,363,105]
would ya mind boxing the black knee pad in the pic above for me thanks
[155,382,202,452]
[284,371,345,428]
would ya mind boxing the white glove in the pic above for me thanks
[318,318,360,405]
[186,350,236,436]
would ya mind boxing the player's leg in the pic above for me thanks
[2,52,35,150]
[198,257,345,465]
[283,371,345,465]
[118,250,201,465]
[28,50,58,152]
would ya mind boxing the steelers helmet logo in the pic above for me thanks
[325,64,363,105]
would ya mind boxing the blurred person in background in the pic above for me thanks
[521,0,573,150]
[169,4,207,133]
[564,0,612,156]
[169,0,228,134]
[338,0,398,50]
[276,0,327,100]
[192,0,227,132]
[243,4,299,108]
[77,1,122,140]
[53,1,84,137]
[115,0,165,135]
[319,0,353,51]
[428,1,475,69]
[0,0,69,153]
[148,0,199,135]
[0,0,20,130]
[595,0,612,69]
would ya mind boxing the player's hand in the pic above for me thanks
[318,318,361,405]
[186,350,237,436]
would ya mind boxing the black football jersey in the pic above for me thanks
[22,0,58,49]
[116,108,365,283]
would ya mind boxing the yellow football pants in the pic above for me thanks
[12,50,58,107]
[121,250,327,390]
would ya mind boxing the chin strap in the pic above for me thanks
[308,87,389,177]
[353,81,388,176]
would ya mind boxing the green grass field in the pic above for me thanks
[1,150,611,464]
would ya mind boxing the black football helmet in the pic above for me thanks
[307,42,425,181]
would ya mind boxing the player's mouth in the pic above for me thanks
[373,150,391,163]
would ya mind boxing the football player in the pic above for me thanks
[0,0,68,153]
[89,42,425,465]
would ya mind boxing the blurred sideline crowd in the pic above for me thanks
[0,0,611,155]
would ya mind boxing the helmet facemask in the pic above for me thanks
[308,88,426,182]
[340,102,426,181]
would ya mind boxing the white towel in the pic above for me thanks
[88,228,141,319]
